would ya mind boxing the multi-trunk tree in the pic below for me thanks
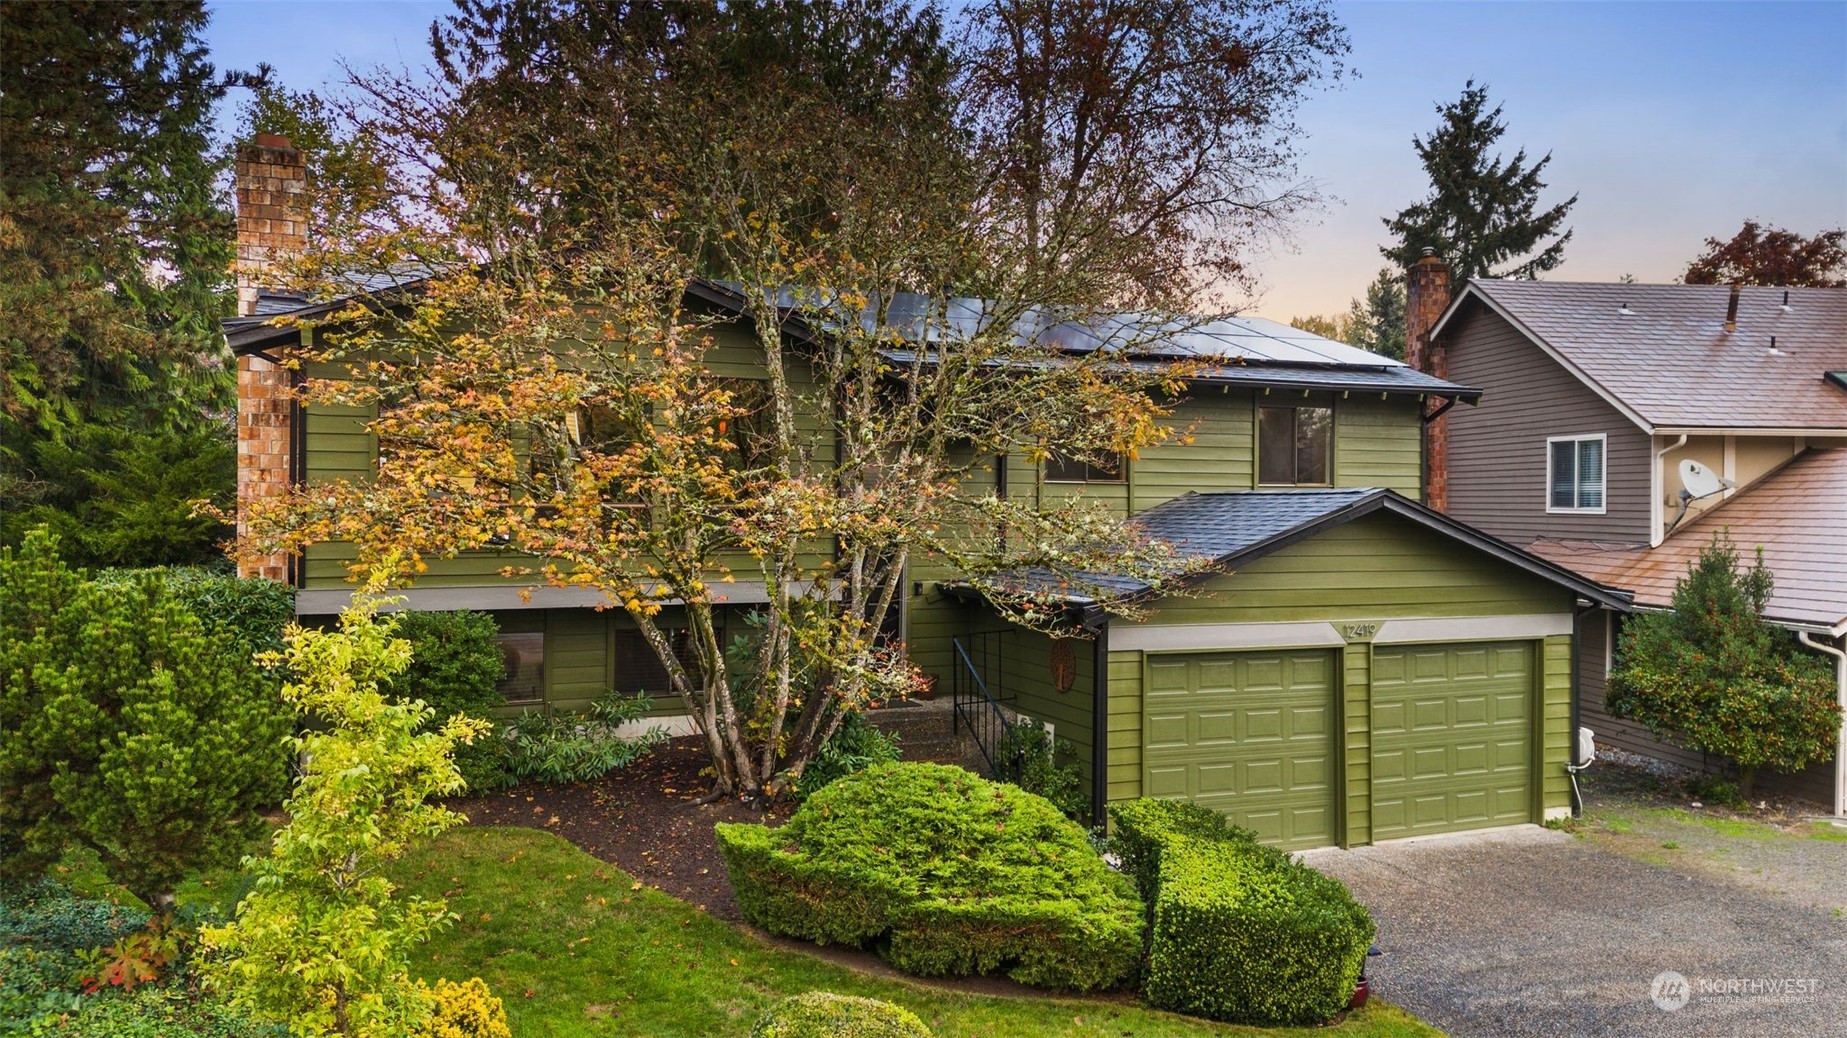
[239,0,1347,801]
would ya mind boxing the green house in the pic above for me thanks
[226,142,1625,847]
[233,286,1626,849]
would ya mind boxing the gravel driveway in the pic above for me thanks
[1302,826,1847,1038]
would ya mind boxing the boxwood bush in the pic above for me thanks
[1112,797,1374,1026]
[716,763,1141,991]
[750,992,932,1038]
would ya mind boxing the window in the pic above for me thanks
[1044,451,1125,483]
[1257,405,1332,485]
[495,632,546,704]
[1547,434,1606,512]
[612,626,706,696]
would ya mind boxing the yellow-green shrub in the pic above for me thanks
[750,991,931,1038]
[417,976,511,1038]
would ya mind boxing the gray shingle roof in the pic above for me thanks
[1441,280,1847,430]
[962,488,1628,610]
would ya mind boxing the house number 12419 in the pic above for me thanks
[1342,623,1379,640]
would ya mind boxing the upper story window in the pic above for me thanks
[1257,404,1332,486]
[1547,434,1606,513]
[1044,451,1126,483]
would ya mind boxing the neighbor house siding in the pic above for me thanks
[1443,303,1652,544]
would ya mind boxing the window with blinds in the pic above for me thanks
[1547,435,1606,512]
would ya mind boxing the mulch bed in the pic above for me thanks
[452,736,788,922]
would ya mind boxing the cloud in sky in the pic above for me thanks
[205,0,1846,320]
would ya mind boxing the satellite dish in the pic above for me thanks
[1679,459,1732,500]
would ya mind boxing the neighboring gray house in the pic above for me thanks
[1414,275,1847,816]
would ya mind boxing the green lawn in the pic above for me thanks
[392,826,1439,1038]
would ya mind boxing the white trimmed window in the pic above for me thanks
[1547,434,1606,513]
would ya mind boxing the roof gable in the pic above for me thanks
[1435,281,1847,431]
[979,488,1630,611]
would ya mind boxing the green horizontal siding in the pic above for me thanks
[1131,391,1256,507]
[1343,643,1371,846]
[1541,633,1572,815]
[1142,513,1568,626]
[1333,394,1423,498]
[995,628,1096,788]
[1106,649,1144,804]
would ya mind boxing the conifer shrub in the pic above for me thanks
[1608,535,1840,796]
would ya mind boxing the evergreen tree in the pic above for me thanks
[1343,269,1406,361]
[1381,80,1576,282]
[0,531,293,909]
[0,2,257,557]
[1607,536,1840,797]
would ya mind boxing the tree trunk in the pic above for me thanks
[1737,764,1757,799]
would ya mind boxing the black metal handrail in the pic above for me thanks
[951,632,1016,776]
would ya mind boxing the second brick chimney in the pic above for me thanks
[233,133,306,582]
[1405,248,1453,511]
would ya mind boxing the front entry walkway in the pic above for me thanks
[1302,827,1847,1038]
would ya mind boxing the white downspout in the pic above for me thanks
[1797,631,1847,819]
[1651,434,1687,547]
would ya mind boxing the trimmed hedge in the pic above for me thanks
[750,992,932,1038]
[717,763,1141,991]
[1111,798,1374,1026]
[1108,798,1257,919]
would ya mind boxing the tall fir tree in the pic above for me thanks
[0,2,258,563]
[1381,81,1576,282]
[1342,269,1405,361]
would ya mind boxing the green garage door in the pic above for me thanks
[1371,642,1534,840]
[1143,651,1336,850]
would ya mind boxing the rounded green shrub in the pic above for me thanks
[717,762,1141,991]
[750,992,931,1038]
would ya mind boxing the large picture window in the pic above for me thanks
[1547,434,1606,513]
[1257,405,1332,485]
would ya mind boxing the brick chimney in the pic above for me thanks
[234,133,306,316]
[233,133,306,582]
[1405,248,1453,511]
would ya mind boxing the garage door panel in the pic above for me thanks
[1196,763,1239,795]
[1142,650,1336,850]
[1197,709,1239,744]
[1147,713,1189,749]
[1145,765,1188,798]
[1373,641,1534,840]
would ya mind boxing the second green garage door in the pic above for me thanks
[1143,651,1336,850]
[1370,642,1535,840]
